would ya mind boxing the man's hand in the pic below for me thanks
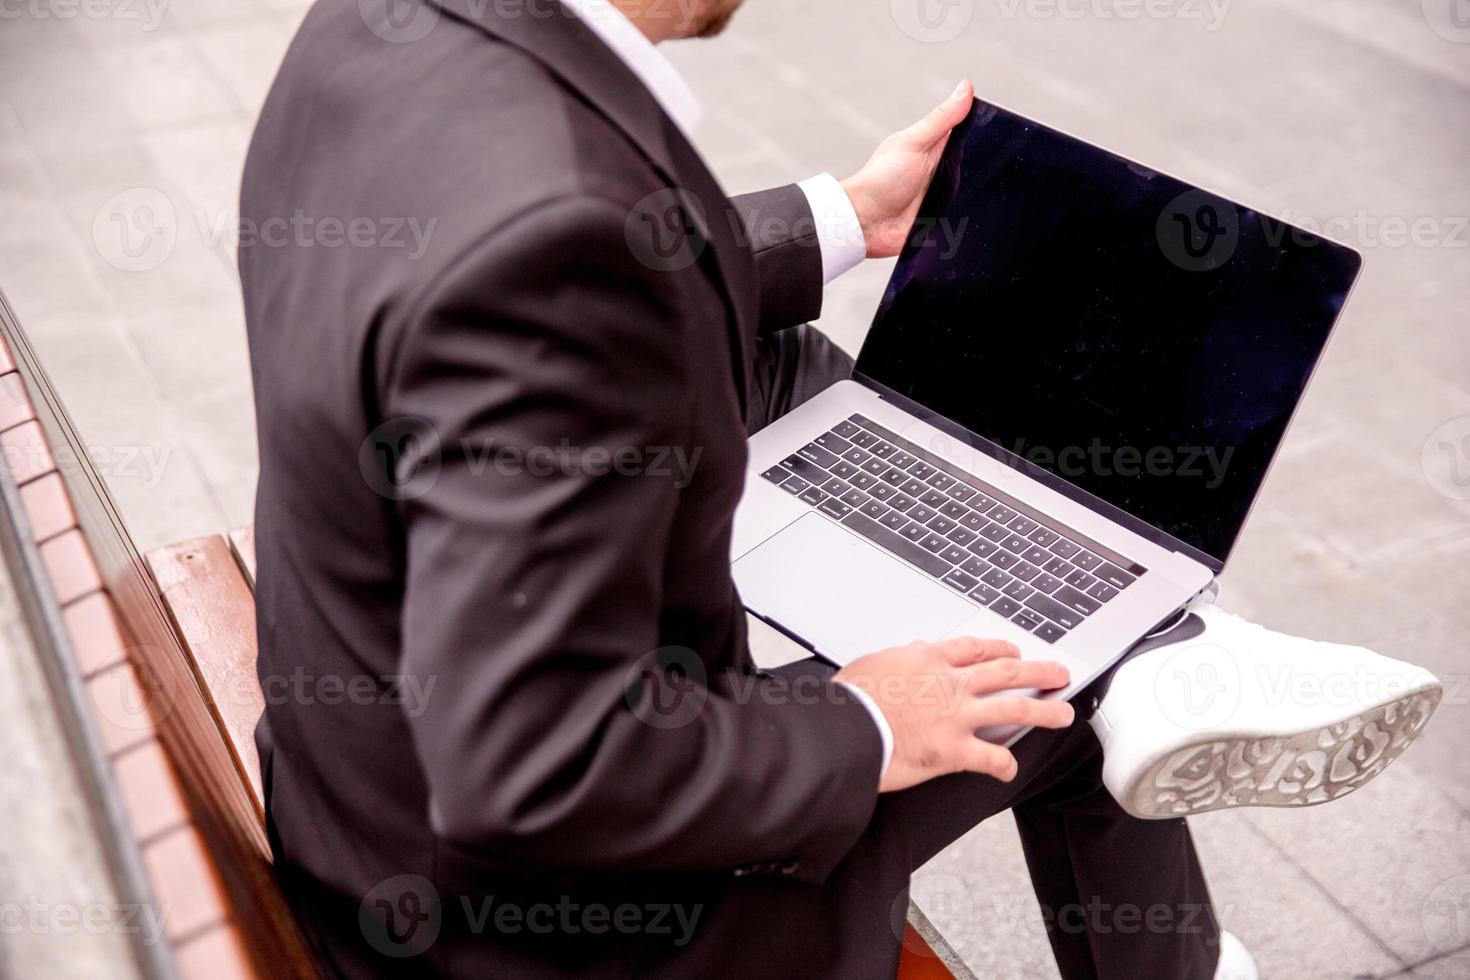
[834,636,1073,793]
[841,79,974,259]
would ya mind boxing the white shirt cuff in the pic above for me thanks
[797,173,867,284]
[836,681,893,786]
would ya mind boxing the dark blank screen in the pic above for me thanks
[856,102,1361,562]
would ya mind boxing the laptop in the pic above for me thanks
[730,99,1362,736]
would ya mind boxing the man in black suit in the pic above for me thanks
[240,0,1223,976]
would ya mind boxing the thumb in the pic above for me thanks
[903,79,973,147]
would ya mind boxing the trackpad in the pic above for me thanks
[733,513,974,665]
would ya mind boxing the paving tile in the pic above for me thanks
[1240,762,1470,965]
[174,923,256,980]
[39,528,104,604]
[62,591,132,679]
[112,738,191,842]
[189,12,308,117]
[0,420,58,485]
[19,470,79,542]
[140,824,230,940]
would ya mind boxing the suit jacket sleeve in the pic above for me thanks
[729,184,824,334]
[385,193,880,885]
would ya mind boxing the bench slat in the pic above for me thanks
[147,536,265,810]
[228,526,256,590]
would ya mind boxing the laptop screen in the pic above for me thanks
[855,101,1361,564]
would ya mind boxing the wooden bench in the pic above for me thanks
[0,291,967,978]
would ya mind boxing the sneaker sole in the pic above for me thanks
[1126,687,1442,818]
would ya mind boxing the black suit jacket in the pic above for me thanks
[241,0,886,975]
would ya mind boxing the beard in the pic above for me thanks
[690,0,743,37]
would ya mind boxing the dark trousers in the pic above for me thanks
[747,324,1221,980]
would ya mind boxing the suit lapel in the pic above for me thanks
[424,0,757,412]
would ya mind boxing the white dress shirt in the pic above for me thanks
[559,0,893,782]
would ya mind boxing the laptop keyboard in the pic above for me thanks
[758,414,1145,644]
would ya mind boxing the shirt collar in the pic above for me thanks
[557,0,703,138]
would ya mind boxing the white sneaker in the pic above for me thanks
[1089,600,1442,819]
[1214,931,1258,980]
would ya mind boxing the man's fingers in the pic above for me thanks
[964,657,1070,696]
[964,695,1075,731]
[959,738,1018,782]
[903,79,973,148]
[936,636,1020,666]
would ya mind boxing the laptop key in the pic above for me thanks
[908,504,937,524]
[814,431,853,455]
[946,527,978,547]
[869,440,897,459]
[926,473,955,492]
[879,510,908,531]
[1054,585,1102,616]
[1001,534,1030,553]
[918,532,948,554]
[1034,622,1067,644]
[1025,593,1083,630]
[969,583,1001,606]
[947,483,977,504]
[1086,581,1120,603]
[940,544,969,565]
[966,539,998,560]
[919,489,949,508]
[908,461,937,480]
[899,478,928,497]
[1003,580,1034,602]
[842,447,872,467]
[990,551,1019,570]
[1013,609,1045,632]
[818,497,851,519]
[840,512,951,577]
[798,443,842,468]
[900,521,927,541]
[1096,563,1137,590]
[960,512,988,531]
[969,494,996,514]
[832,420,861,440]
[831,461,860,480]
[1028,527,1060,547]
[849,431,878,449]
[861,457,889,476]
[800,486,827,506]
[849,472,878,490]
[927,515,956,535]
[1049,539,1081,559]
[780,476,810,495]
[988,504,1017,524]
[980,523,1008,543]
[1032,573,1064,594]
[1021,545,1051,565]
[782,455,828,483]
[991,596,1022,617]
[960,556,989,577]
[888,493,916,513]
[942,569,979,593]
[1064,569,1095,590]
[841,488,868,507]
[981,567,1011,590]
[1008,516,1039,536]
[860,500,888,520]
[1011,562,1041,582]
[821,476,849,495]
[868,483,896,501]
[880,467,908,486]
[760,466,790,485]
[888,450,917,469]
[1044,556,1073,577]
[939,500,968,520]
[1072,550,1102,571]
